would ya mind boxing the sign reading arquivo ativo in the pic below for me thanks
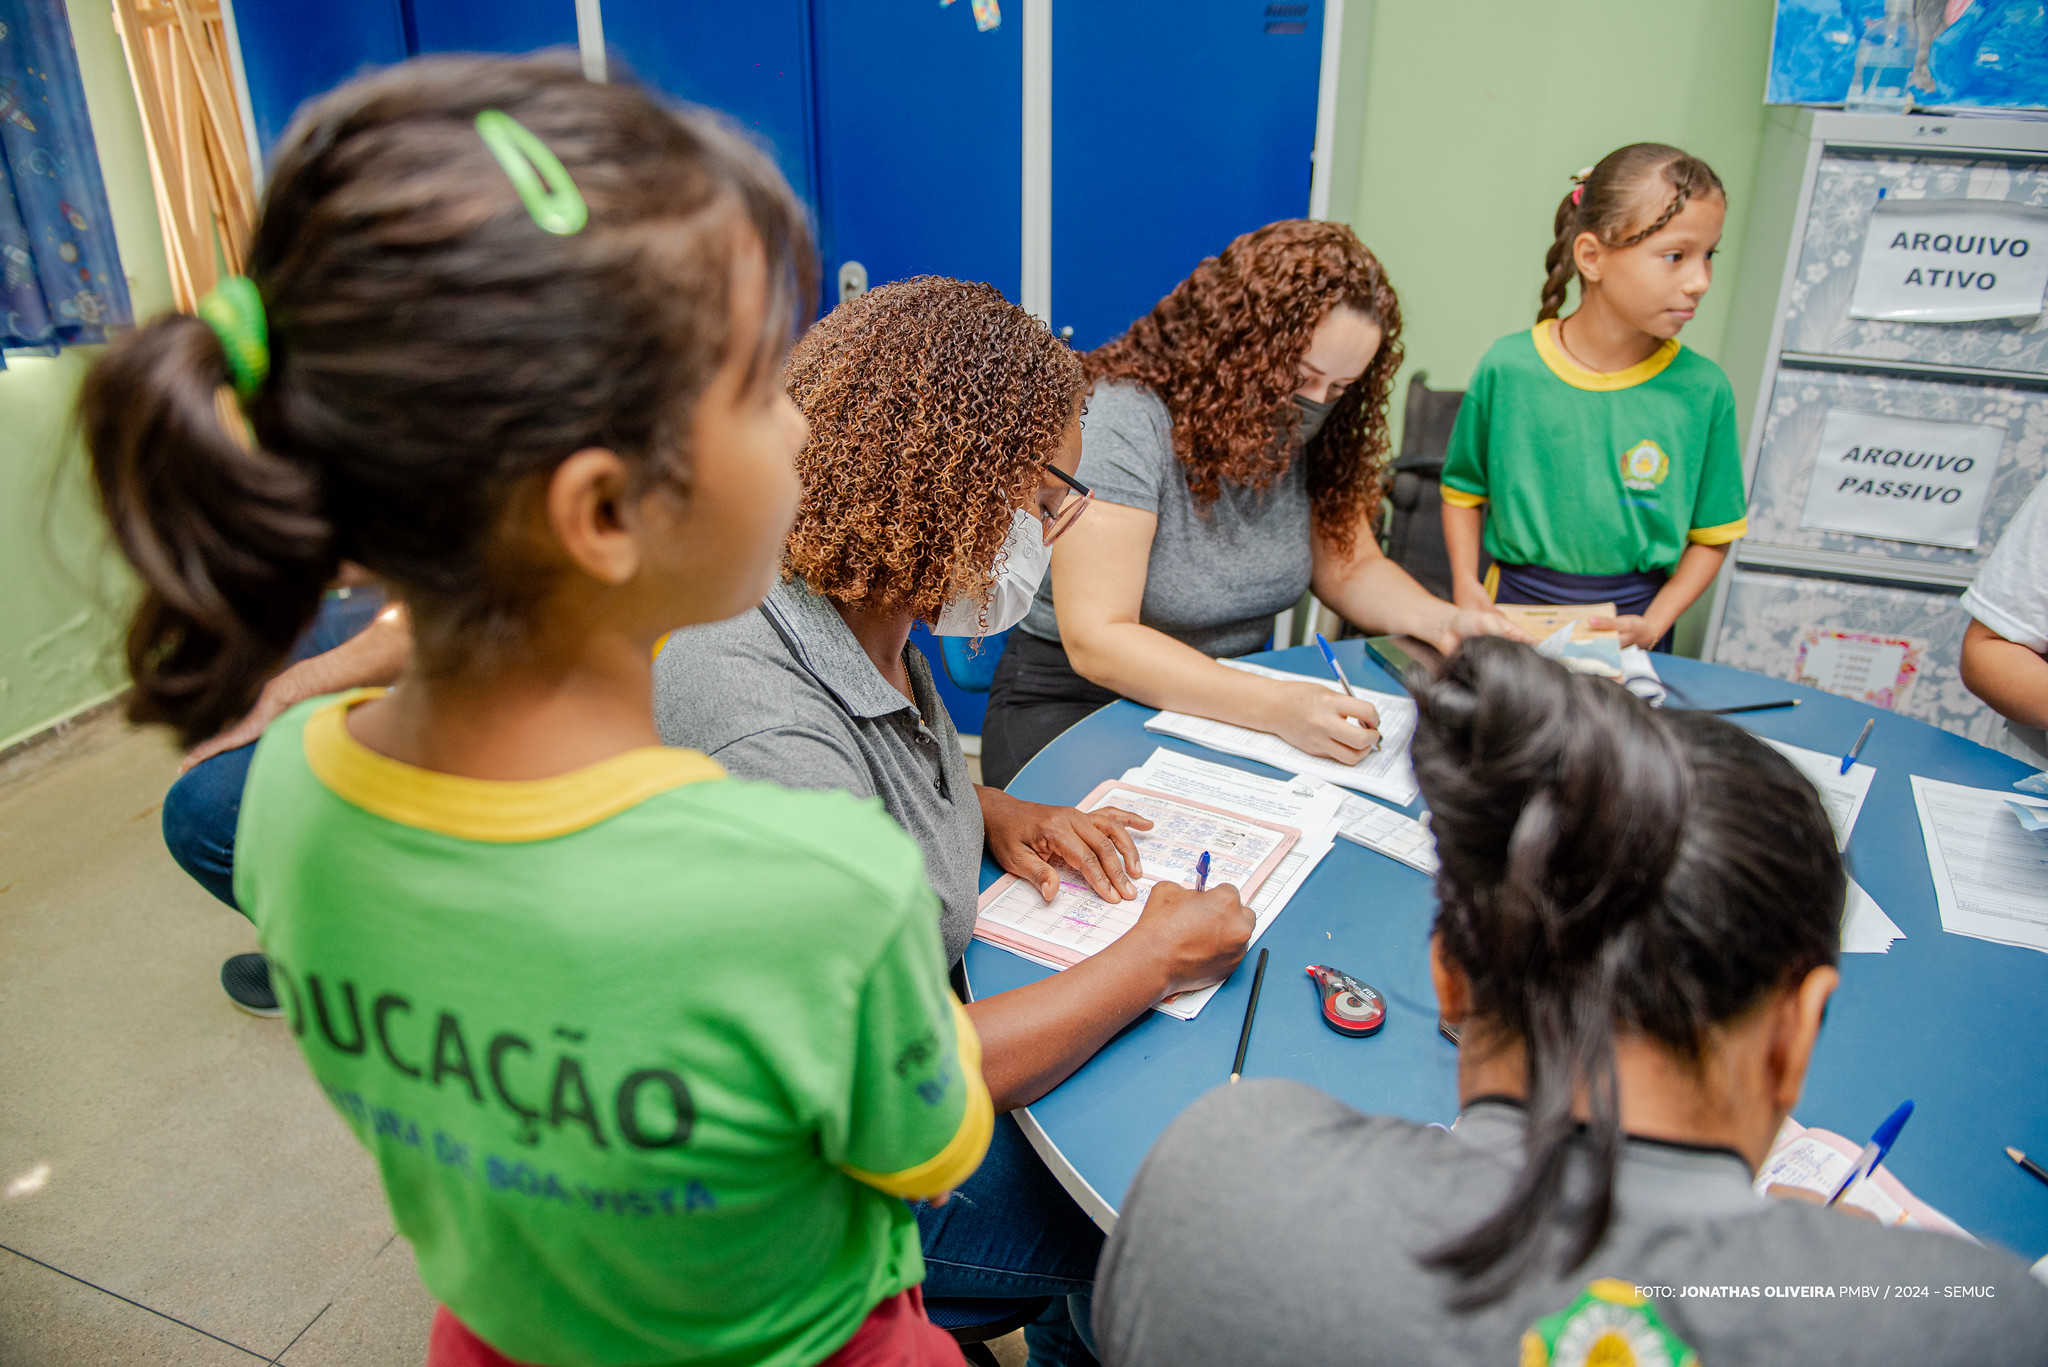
[1849,199,2048,324]
[1798,408,2008,550]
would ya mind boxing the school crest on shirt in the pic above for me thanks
[1520,1278,1698,1367]
[1619,440,1671,492]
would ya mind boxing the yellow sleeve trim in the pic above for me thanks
[303,691,725,842]
[842,999,994,1200]
[1530,321,1680,392]
[1687,518,1747,546]
[1440,485,1488,509]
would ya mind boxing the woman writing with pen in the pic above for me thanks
[979,220,1525,789]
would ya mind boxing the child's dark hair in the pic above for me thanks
[1538,143,1724,322]
[82,55,816,748]
[1412,638,1842,1304]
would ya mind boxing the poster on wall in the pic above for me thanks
[1795,627,1926,710]
[1797,407,2008,547]
[1767,1,2046,111]
[1849,200,2048,322]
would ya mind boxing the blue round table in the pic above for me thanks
[963,641,2048,1262]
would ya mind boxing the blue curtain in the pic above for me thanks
[0,0,130,365]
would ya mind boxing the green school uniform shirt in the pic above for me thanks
[1440,322,1748,576]
[235,691,992,1367]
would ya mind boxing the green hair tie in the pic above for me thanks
[475,109,588,236]
[197,275,270,400]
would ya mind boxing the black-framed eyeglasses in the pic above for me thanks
[1040,464,1092,545]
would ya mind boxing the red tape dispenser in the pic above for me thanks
[1307,964,1386,1037]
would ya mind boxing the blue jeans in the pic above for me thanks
[918,1114,1103,1367]
[161,589,387,914]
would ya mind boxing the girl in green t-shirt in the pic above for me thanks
[78,56,987,1367]
[1441,144,1749,651]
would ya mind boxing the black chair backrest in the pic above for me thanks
[1379,371,1487,603]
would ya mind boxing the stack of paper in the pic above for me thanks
[1764,738,1903,954]
[1144,658,1420,804]
[1910,776,2048,955]
[1117,748,1352,1018]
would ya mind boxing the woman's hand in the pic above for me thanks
[979,787,1152,902]
[1120,881,1256,1000]
[1433,606,1533,655]
[1263,680,1381,765]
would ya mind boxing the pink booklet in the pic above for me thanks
[1754,1117,1972,1239]
[973,779,1299,972]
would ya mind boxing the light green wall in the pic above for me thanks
[0,0,170,749]
[1339,0,1783,655]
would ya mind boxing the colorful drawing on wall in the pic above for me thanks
[1768,1,2047,111]
[1794,627,1926,710]
[940,0,1002,33]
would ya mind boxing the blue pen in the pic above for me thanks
[1314,632,1361,699]
[1840,718,1875,775]
[1827,1099,1914,1205]
[1194,850,1211,892]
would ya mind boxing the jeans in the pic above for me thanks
[917,1114,1103,1367]
[160,589,387,915]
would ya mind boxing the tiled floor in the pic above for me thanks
[0,713,1023,1366]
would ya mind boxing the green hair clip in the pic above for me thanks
[475,109,588,236]
[196,275,269,400]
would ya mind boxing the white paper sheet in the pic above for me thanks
[1796,408,2005,551]
[1849,199,2048,324]
[1753,1118,1968,1238]
[1124,748,1348,1019]
[1910,776,2048,955]
[1763,738,1875,851]
[1842,878,1905,954]
[1335,795,1439,874]
[1144,658,1420,804]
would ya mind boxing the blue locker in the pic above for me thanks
[809,2,1020,303]
[1051,0,1323,348]
[406,0,577,56]
[600,1,817,209]
[233,0,407,157]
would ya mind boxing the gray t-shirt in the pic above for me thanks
[1020,381,1314,659]
[1096,1082,2048,1366]
[653,577,983,964]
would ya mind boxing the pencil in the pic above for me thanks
[1229,948,1270,1083]
[1841,718,1876,775]
[2008,1146,2048,1188]
[1707,699,1800,715]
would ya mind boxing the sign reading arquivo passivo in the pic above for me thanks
[1798,408,2009,549]
[1849,199,2048,323]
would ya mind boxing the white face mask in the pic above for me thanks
[931,508,1051,637]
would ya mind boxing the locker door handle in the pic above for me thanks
[838,260,868,304]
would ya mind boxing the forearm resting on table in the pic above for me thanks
[962,939,1172,1111]
[1310,539,1461,645]
[1962,619,2048,730]
[1058,618,1285,733]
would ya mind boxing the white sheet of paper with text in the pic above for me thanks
[1849,199,2048,323]
[1797,408,2006,549]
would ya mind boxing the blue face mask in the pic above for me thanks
[1293,393,1337,445]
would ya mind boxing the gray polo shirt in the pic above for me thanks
[1019,381,1314,660]
[1097,1081,2048,1366]
[653,577,983,964]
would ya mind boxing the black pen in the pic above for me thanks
[1229,948,1270,1083]
[1707,699,1800,715]
[2008,1146,2048,1189]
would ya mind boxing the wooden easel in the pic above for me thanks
[111,0,255,313]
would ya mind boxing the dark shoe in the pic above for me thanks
[222,952,281,1017]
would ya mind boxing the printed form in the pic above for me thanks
[1144,658,1421,804]
[973,778,1300,1019]
[1911,776,2048,955]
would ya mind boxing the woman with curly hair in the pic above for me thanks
[655,276,1253,1367]
[981,220,1522,789]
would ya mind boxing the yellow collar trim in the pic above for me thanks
[303,690,724,842]
[1531,321,1680,392]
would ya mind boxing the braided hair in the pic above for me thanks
[1538,143,1724,322]
[1411,639,1842,1306]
